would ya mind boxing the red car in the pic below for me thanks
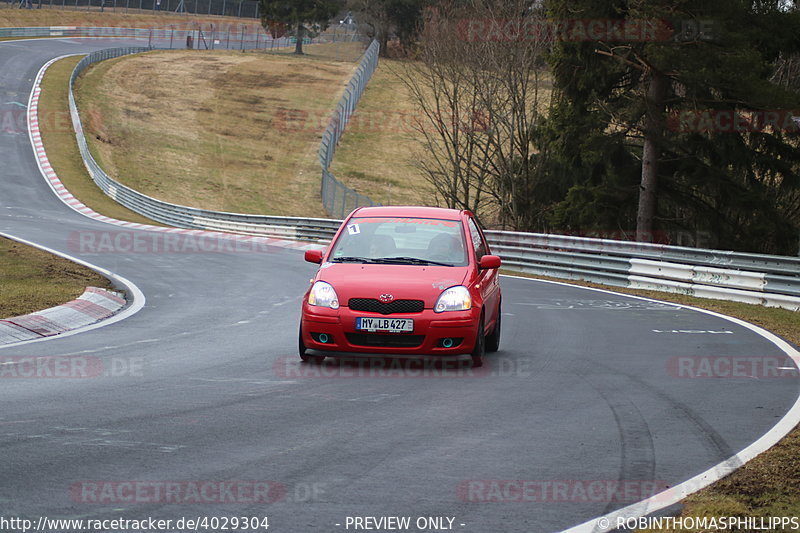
[299,206,502,367]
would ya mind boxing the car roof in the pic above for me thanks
[352,205,466,221]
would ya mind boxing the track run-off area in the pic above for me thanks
[1,38,799,533]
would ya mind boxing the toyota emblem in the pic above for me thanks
[379,294,394,303]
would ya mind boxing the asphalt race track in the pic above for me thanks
[1,39,799,533]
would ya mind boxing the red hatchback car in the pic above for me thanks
[299,206,501,367]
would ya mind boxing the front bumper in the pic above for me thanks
[300,303,480,355]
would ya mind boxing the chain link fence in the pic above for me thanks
[0,24,363,50]
[3,0,261,19]
[319,39,380,218]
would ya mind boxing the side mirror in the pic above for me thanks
[304,249,323,264]
[479,255,501,270]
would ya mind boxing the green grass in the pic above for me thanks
[0,237,112,318]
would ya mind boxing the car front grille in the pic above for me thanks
[348,298,424,315]
[345,333,425,348]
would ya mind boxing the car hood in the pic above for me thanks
[316,262,470,308]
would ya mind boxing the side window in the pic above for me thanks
[467,218,486,260]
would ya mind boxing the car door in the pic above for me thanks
[467,216,500,330]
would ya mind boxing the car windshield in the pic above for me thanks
[329,217,468,266]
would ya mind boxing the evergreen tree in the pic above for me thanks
[544,0,800,253]
[259,0,343,54]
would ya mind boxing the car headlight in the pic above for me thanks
[434,285,472,313]
[308,281,340,309]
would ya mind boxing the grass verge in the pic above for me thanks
[0,236,112,318]
[502,269,800,529]
[38,55,159,225]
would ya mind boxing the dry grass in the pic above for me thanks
[0,237,112,318]
[331,61,554,211]
[0,6,255,30]
[38,55,159,225]
[76,46,364,216]
[265,41,368,63]
[330,59,433,206]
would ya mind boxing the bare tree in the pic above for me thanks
[396,0,551,226]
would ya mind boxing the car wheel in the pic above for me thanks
[485,301,501,353]
[298,324,308,357]
[471,313,485,367]
[299,325,326,364]
[301,354,326,364]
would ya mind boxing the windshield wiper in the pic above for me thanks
[373,256,454,267]
[331,256,377,263]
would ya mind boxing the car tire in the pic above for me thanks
[485,301,501,353]
[298,324,307,356]
[471,313,485,367]
[299,324,325,364]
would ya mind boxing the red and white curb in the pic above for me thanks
[0,229,145,349]
[27,55,325,254]
[0,287,126,345]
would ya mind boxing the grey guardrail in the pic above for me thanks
[487,230,800,310]
[64,46,800,310]
[68,47,341,242]
[1,25,360,50]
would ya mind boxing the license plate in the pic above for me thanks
[356,317,414,333]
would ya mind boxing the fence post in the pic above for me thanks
[330,181,337,217]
